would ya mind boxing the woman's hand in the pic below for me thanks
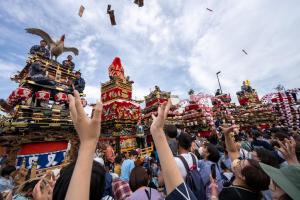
[277,137,299,165]
[33,177,54,200]
[150,100,171,134]
[68,90,102,146]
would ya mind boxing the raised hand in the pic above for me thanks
[65,90,103,200]
[221,124,239,135]
[68,90,102,146]
[150,99,171,134]
[277,137,299,165]
[33,178,54,200]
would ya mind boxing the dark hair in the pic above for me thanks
[252,130,262,140]
[164,125,178,139]
[40,39,46,43]
[115,154,123,164]
[53,161,106,200]
[254,148,279,168]
[1,165,16,177]
[241,159,270,192]
[129,166,149,192]
[208,134,218,145]
[129,150,138,157]
[177,132,193,150]
[205,143,220,163]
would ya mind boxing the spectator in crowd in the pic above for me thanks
[53,161,107,200]
[251,130,274,151]
[260,136,300,200]
[105,143,116,171]
[219,126,270,200]
[261,163,300,200]
[0,165,16,192]
[127,166,163,200]
[251,147,279,168]
[112,177,132,200]
[198,143,223,197]
[174,132,197,179]
[120,150,138,182]
[136,120,145,149]
[164,124,178,156]
[114,154,123,177]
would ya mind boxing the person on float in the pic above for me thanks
[136,119,145,149]
[74,71,85,93]
[29,39,50,59]
[62,55,75,71]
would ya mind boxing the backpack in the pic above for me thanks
[178,154,206,200]
[221,172,235,187]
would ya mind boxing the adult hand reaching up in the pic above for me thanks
[150,99,182,194]
[150,99,171,133]
[68,90,102,146]
[277,137,299,165]
[221,125,240,161]
[65,90,103,200]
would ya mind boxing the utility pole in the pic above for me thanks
[216,71,222,94]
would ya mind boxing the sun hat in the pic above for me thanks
[260,162,300,200]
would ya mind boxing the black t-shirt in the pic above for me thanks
[219,186,260,200]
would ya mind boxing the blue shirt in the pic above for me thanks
[198,160,223,198]
[120,159,135,181]
[0,176,14,192]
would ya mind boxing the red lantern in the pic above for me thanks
[35,90,50,101]
[55,92,68,102]
[7,93,16,105]
[14,87,32,99]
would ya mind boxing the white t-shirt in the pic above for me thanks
[174,153,198,179]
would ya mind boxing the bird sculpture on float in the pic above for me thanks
[25,28,79,60]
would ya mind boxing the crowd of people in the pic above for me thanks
[0,90,300,200]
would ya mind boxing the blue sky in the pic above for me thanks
[0,0,299,105]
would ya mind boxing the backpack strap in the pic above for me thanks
[177,156,190,173]
[190,153,197,170]
[145,188,151,200]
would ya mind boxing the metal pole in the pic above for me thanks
[216,71,222,94]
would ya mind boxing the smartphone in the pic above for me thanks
[211,164,216,180]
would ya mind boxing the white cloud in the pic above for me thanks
[84,85,101,104]
[0,59,19,79]
[0,0,299,105]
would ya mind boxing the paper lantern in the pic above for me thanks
[35,90,50,101]
[15,87,32,99]
[54,92,68,102]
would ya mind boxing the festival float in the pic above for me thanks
[0,54,82,177]
[261,87,300,127]
[100,57,142,152]
[142,86,171,128]
[0,28,83,180]
[212,92,236,126]
[233,81,278,130]
[182,90,214,137]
